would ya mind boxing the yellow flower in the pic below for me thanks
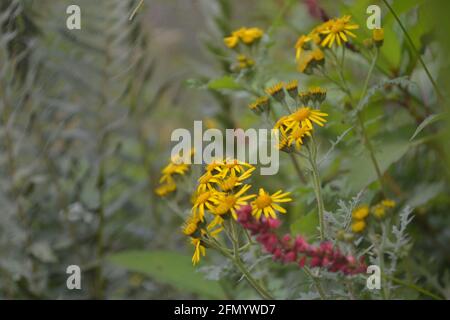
[381,199,396,208]
[265,82,285,101]
[155,179,177,197]
[249,96,270,114]
[311,47,325,61]
[251,188,292,219]
[197,171,219,192]
[274,115,290,135]
[285,80,299,99]
[351,220,366,233]
[286,126,312,150]
[160,162,189,182]
[285,106,328,130]
[295,35,312,61]
[183,214,201,236]
[298,91,311,105]
[216,159,254,178]
[211,184,256,219]
[205,159,225,173]
[320,15,359,48]
[218,168,255,192]
[297,48,324,74]
[297,52,314,73]
[192,190,220,221]
[352,205,370,220]
[241,27,264,44]
[224,35,239,48]
[276,132,294,153]
[235,54,255,70]
[191,238,206,265]
[372,204,386,219]
[308,86,327,103]
[372,28,384,46]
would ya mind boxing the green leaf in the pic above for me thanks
[353,77,415,115]
[207,76,242,91]
[410,113,446,141]
[347,135,410,193]
[108,250,226,299]
[290,210,319,239]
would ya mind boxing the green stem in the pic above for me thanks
[303,267,327,299]
[289,153,307,183]
[382,0,444,101]
[382,274,444,300]
[308,136,326,241]
[227,221,274,300]
[355,48,386,195]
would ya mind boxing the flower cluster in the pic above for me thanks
[294,15,359,73]
[233,54,255,71]
[237,205,367,275]
[263,82,329,152]
[224,27,264,48]
[351,199,397,233]
[154,150,194,197]
[182,159,292,265]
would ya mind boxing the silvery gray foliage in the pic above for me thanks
[0,0,176,299]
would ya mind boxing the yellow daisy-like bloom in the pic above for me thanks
[265,82,285,101]
[211,184,256,219]
[320,15,359,48]
[351,220,366,233]
[197,171,219,192]
[154,179,177,197]
[205,159,224,173]
[160,162,189,182]
[285,106,328,130]
[309,86,327,103]
[224,35,239,48]
[381,199,396,208]
[285,80,299,99]
[286,126,312,150]
[241,27,264,44]
[352,205,370,220]
[218,168,255,192]
[276,132,294,153]
[297,52,314,73]
[251,188,292,219]
[311,47,325,61]
[248,96,269,113]
[216,159,254,178]
[183,214,201,236]
[274,115,290,135]
[295,35,312,61]
[297,48,324,74]
[192,190,220,221]
[191,238,206,265]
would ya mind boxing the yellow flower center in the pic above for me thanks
[254,193,272,209]
[221,176,238,191]
[215,196,236,215]
[292,107,310,121]
[331,21,345,33]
